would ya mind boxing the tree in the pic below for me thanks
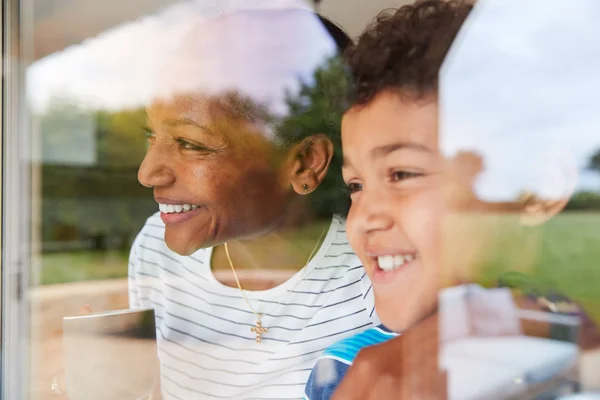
[95,107,147,167]
[589,148,600,172]
[37,99,153,246]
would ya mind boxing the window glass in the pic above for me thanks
[18,1,365,399]
[1,0,598,399]
[440,0,600,395]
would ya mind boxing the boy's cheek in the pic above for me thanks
[345,207,362,252]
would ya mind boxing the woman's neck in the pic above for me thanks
[211,214,331,290]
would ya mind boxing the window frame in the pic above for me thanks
[2,0,34,397]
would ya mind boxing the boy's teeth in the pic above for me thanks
[159,203,198,214]
[378,255,394,270]
[377,254,416,271]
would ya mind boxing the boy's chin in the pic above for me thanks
[379,312,413,333]
[376,296,439,333]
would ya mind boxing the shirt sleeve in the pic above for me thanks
[304,357,350,400]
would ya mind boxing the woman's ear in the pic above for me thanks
[288,135,334,195]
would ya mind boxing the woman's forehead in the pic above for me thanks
[146,92,272,134]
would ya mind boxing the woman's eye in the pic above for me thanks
[346,182,363,194]
[142,127,156,139]
[390,171,423,182]
[176,138,209,152]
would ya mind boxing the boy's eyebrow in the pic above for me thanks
[370,141,433,158]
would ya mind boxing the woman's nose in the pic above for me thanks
[137,145,176,188]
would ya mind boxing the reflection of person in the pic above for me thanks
[322,0,600,398]
[304,2,473,399]
[128,7,379,399]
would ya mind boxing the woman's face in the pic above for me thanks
[138,93,295,255]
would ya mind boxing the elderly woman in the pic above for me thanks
[128,4,377,399]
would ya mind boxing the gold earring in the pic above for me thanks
[302,184,310,192]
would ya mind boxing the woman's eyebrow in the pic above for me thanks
[163,117,216,135]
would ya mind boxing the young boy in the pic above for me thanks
[306,0,599,398]
[304,1,474,398]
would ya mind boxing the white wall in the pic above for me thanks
[320,0,413,38]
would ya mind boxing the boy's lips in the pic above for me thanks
[364,248,419,285]
[374,253,417,271]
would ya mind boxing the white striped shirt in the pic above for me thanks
[128,214,378,400]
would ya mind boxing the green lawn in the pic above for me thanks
[39,250,130,285]
[471,212,600,323]
[38,213,600,322]
[38,220,332,285]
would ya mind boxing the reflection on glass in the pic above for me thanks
[26,1,373,400]
[12,0,598,399]
[128,6,371,399]
[62,308,158,400]
[441,0,600,396]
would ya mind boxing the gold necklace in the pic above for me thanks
[224,228,327,343]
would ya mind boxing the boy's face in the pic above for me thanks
[342,91,447,332]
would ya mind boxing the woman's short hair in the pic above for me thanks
[318,15,352,52]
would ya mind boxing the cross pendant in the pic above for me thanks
[251,319,268,343]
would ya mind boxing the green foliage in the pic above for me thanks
[589,148,600,172]
[558,150,600,210]
[566,191,600,210]
[95,108,147,167]
[38,100,152,245]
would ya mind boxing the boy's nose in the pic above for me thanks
[137,146,176,188]
[352,189,394,234]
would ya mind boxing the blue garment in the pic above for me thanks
[304,325,397,400]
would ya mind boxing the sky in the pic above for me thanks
[441,0,600,200]
[27,0,600,196]
[27,0,334,164]
[26,0,330,114]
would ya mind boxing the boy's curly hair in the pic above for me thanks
[347,0,473,105]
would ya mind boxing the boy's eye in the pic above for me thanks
[346,182,363,194]
[390,171,423,181]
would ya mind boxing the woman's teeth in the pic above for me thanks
[377,254,416,272]
[159,203,199,214]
